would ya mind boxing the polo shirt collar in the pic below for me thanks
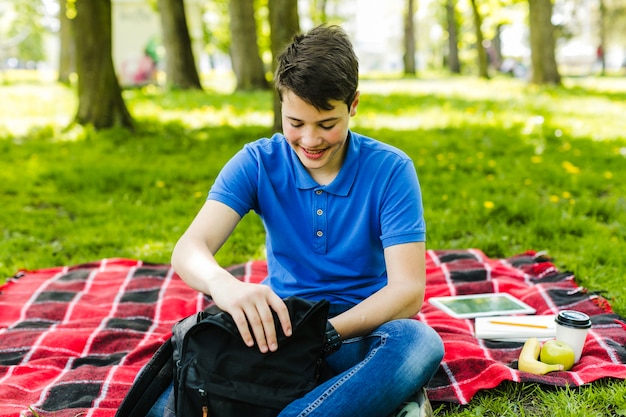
[292,131,359,197]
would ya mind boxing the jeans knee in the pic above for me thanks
[385,319,444,366]
[375,319,443,388]
[420,321,445,362]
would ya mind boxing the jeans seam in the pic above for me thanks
[296,332,388,416]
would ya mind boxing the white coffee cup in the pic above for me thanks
[555,310,592,363]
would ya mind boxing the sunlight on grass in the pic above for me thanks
[358,76,626,141]
[132,240,175,261]
[130,100,273,129]
[0,83,76,136]
[3,74,625,142]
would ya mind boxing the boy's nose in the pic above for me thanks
[300,127,321,146]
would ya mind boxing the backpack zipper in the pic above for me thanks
[199,388,208,417]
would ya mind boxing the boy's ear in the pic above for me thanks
[349,91,360,116]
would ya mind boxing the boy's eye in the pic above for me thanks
[289,123,335,130]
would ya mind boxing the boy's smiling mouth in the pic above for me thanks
[302,147,327,159]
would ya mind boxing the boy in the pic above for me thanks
[158,25,444,417]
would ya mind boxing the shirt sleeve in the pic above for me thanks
[207,145,260,218]
[378,159,426,247]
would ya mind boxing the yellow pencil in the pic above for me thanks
[489,320,549,329]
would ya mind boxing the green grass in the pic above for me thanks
[1,73,626,416]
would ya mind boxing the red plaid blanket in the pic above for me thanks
[420,249,626,404]
[0,251,625,416]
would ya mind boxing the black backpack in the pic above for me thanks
[116,297,330,417]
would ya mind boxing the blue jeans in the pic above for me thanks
[278,319,443,417]
[148,318,443,417]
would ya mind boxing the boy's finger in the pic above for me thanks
[244,305,270,353]
[256,303,279,352]
[230,309,255,348]
[269,296,292,338]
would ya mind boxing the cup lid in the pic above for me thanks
[555,310,591,329]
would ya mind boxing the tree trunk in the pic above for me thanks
[58,6,75,84]
[492,24,503,70]
[446,0,461,74]
[268,0,300,132]
[403,0,417,75]
[229,0,269,91]
[72,0,133,129]
[158,0,202,90]
[528,0,561,85]
[470,0,489,79]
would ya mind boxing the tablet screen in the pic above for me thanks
[428,293,536,319]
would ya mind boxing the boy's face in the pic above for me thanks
[281,90,359,184]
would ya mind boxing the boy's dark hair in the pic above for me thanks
[274,25,359,111]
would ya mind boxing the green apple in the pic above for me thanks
[540,339,576,371]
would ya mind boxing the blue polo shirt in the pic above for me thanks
[208,131,425,305]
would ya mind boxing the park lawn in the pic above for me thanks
[1,74,626,416]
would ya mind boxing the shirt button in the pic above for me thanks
[315,190,323,195]
[316,230,323,237]
[316,209,323,216]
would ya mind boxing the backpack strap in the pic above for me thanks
[115,338,174,417]
[116,306,220,417]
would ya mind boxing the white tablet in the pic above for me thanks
[428,293,536,319]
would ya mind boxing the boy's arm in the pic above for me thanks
[171,200,292,353]
[329,241,426,339]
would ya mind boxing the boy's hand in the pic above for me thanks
[210,279,292,353]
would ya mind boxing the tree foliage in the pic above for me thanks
[201,0,231,59]
[309,0,329,25]
[2,0,48,64]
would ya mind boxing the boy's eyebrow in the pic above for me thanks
[285,115,340,123]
